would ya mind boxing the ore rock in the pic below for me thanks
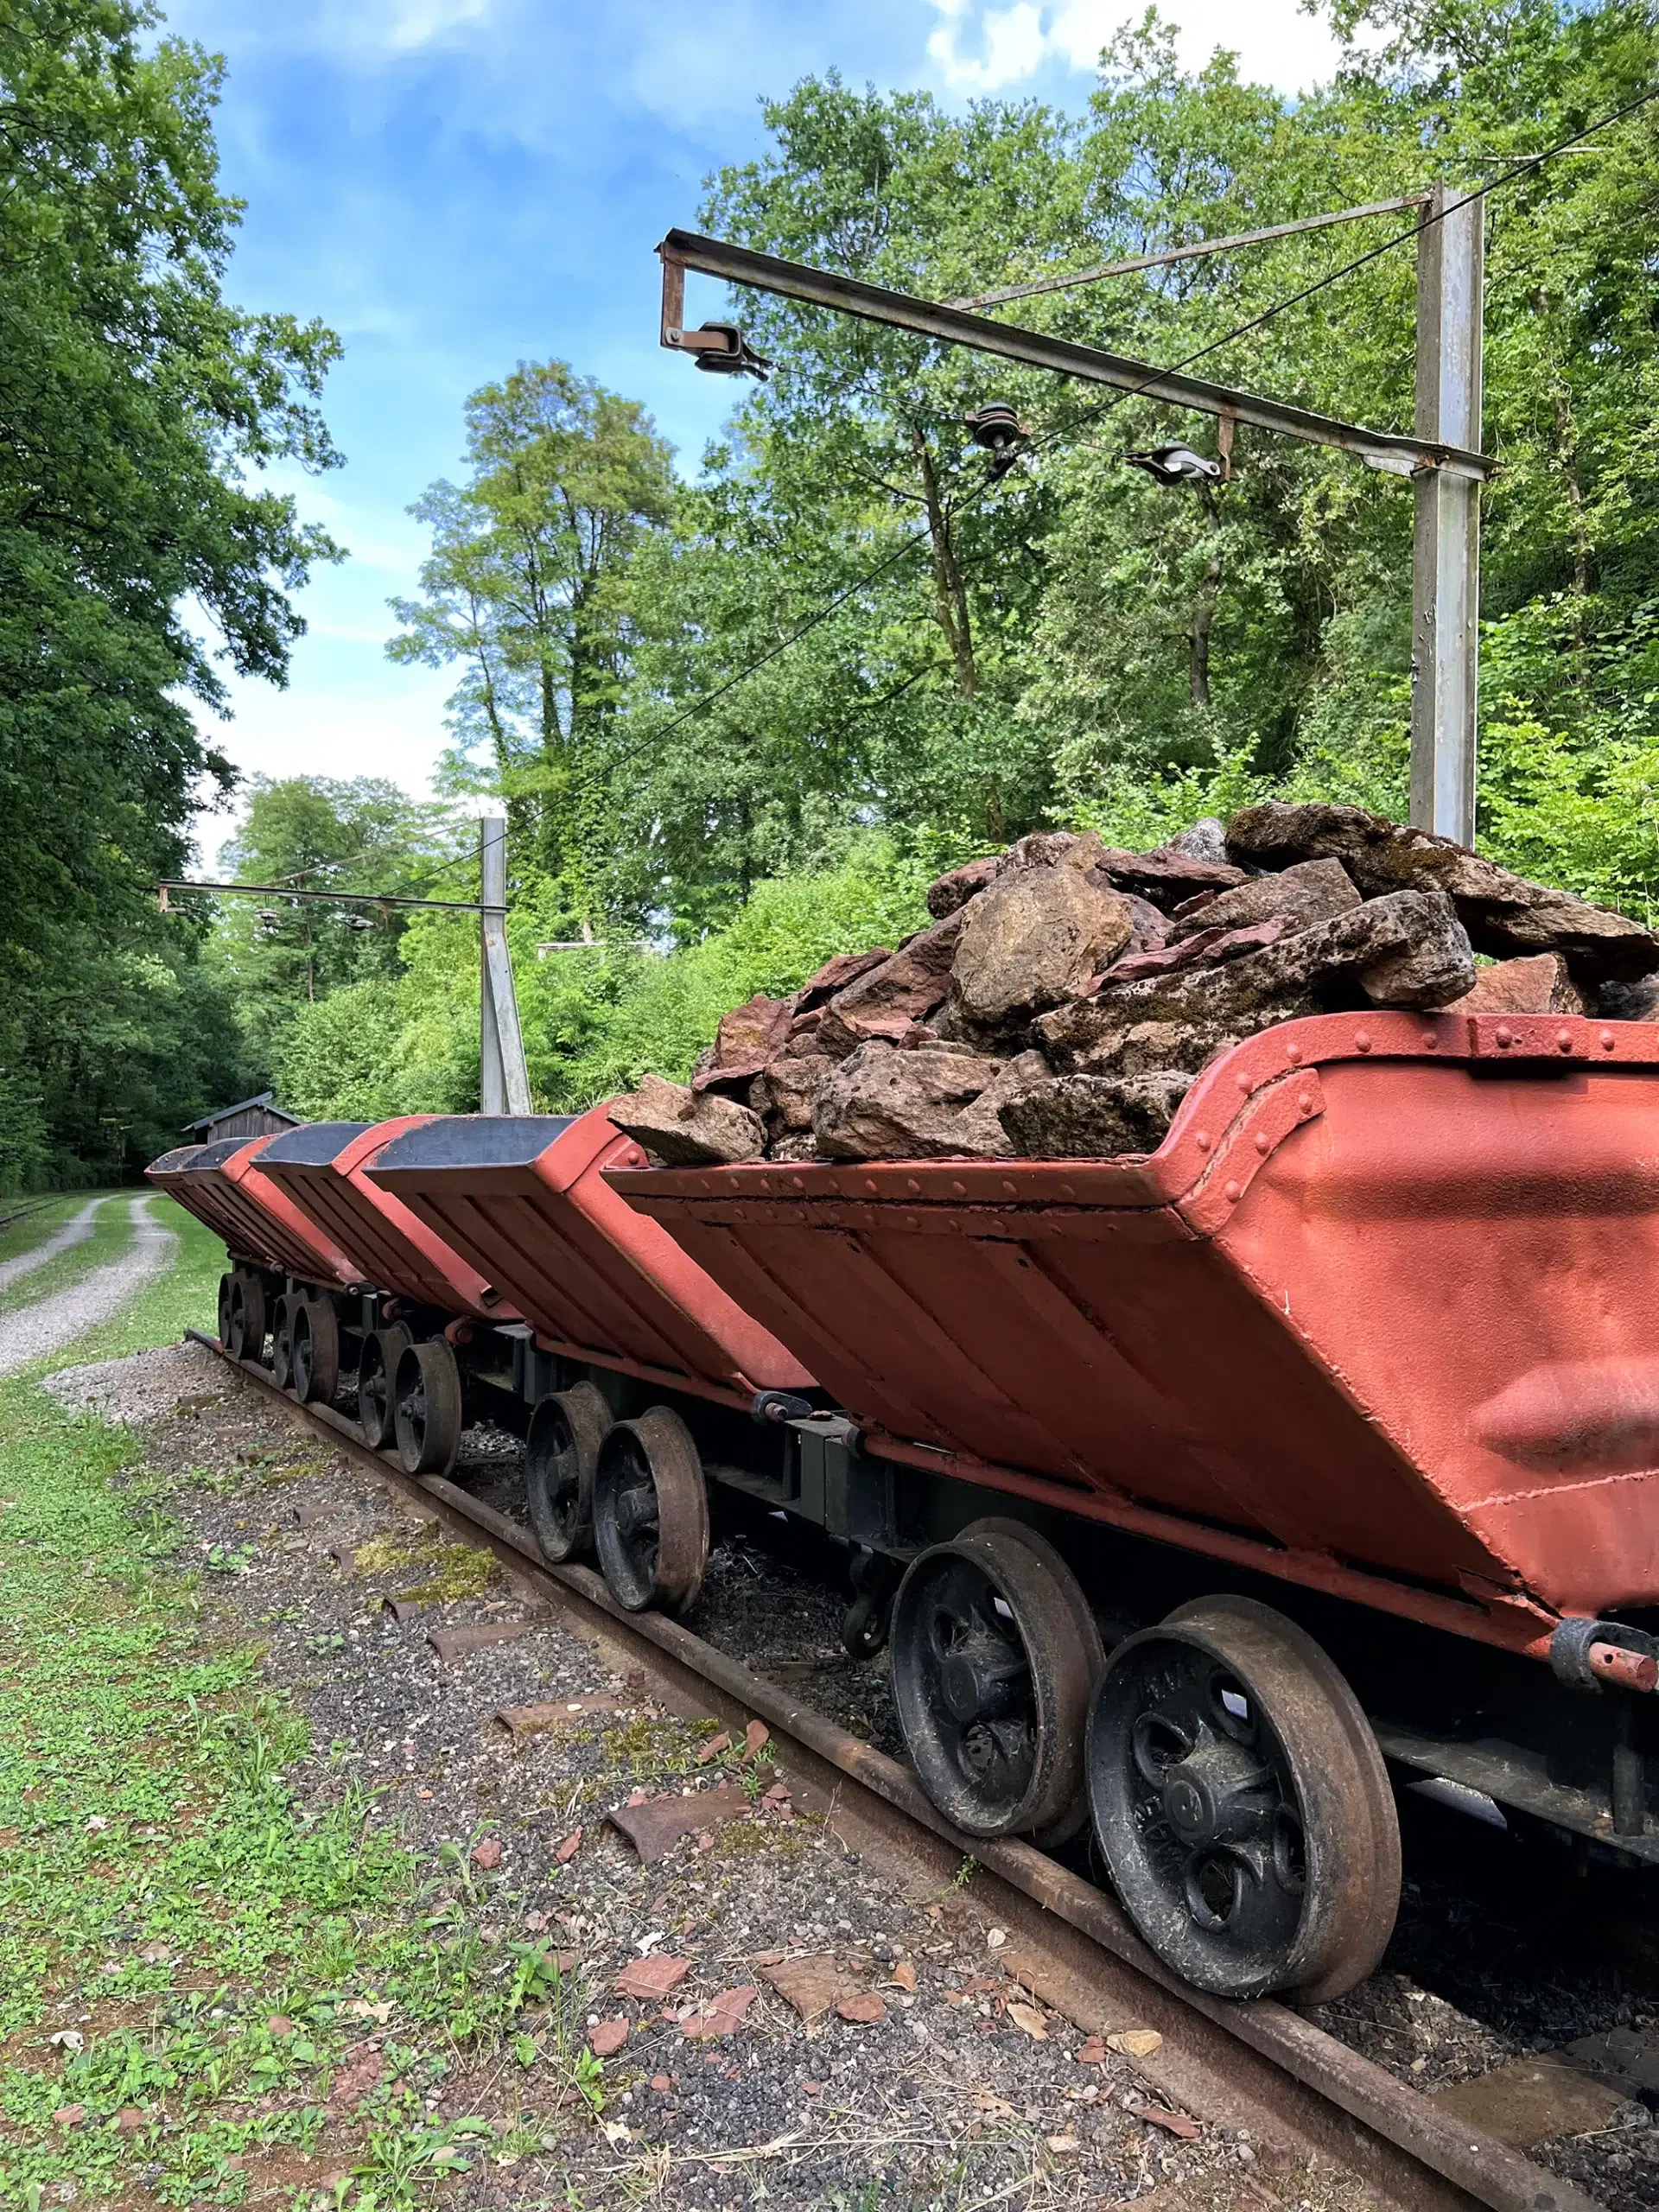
[1088,845,1246,911]
[813,1041,1005,1161]
[608,1074,765,1167]
[925,855,1000,919]
[750,1055,835,1136]
[1166,857,1358,944]
[1599,975,1659,1022]
[1225,801,1659,985]
[995,830,1103,878]
[999,1071,1193,1160]
[950,864,1135,1031]
[793,948,893,1012]
[1161,817,1230,867]
[942,1051,1052,1160]
[815,909,965,1058]
[1446,952,1586,1017]
[692,991,798,1094]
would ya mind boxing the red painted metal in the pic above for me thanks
[145,1135,356,1286]
[255,1117,518,1320]
[611,1010,1659,1658]
[364,1103,814,1403]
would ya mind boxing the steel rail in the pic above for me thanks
[184,1327,1604,2212]
[658,229,1496,483]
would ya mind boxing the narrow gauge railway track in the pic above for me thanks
[183,1328,1603,2212]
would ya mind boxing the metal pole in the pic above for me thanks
[1410,185,1484,843]
[478,817,531,1116]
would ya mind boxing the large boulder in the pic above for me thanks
[1039,890,1475,1076]
[999,1071,1192,1160]
[1225,802,1659,985]
[609,1075,765,1167]
[950,864,1135,1031]
[813,1042,1004,1160]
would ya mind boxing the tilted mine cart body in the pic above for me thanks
[146,1135,356,1361]
[608,1007,1659,2002]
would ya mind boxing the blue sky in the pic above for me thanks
[168,0,1343,849]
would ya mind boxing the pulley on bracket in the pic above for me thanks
[964,402,1030,480]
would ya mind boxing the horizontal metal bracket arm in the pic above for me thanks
[658,229,1496,483]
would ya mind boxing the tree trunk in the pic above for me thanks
[911,426,977,698]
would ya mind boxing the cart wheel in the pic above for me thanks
[593,1407,709,1615]
[216,1274,235,1351]
[1087,1593,1401,2003]
[393,1338,464,1478]
[228,1273,266,1362]
[270,1295,296,1391]
[291,1296,340,1407]
[359,1324,412,1448]
[526,1382,613,1563]
[888,1519,1103,1840]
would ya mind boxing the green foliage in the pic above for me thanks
[0,1,342,1189]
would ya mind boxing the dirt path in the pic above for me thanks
[0,1197,174,1376]
[0,1193,109,1296]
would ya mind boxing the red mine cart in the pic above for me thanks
[362,1107,819,1604]
[251,1118,523,1436]
[147,1135,355,1361]
[611,1009,1659,1999]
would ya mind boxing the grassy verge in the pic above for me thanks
[0,1216,606,2209]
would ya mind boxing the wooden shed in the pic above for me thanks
[181,1092,302,1147]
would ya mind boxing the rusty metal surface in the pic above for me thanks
[425,1621,535,1664]
[612,1011,1659,1645]
[607,1781,752,1864]
[256,1116,514,1319]
[147,1135,356,1285]
[364,1103,813,1398]
[186,1331,1605,2212]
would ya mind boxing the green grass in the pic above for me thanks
[0,1208,610,2208]
[0,1190,112,1274]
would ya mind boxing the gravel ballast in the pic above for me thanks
[38,1342,1352,2212]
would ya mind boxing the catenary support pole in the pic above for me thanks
[478,817,531,1116]
[1410,185,1484,844]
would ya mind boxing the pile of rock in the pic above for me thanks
[609,803,1659,1166]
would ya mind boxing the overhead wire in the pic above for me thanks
[633,78,1659,745]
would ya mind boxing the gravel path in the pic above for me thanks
[0,1193,108,1295]
[0,1196,173,1375]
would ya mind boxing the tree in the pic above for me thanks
[0,0,344,1185]
[207,775,461,1065]
[389,361,676,924]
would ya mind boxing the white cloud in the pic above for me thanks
[924,0,1339,94]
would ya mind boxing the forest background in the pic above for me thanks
[4,0,1658,1191]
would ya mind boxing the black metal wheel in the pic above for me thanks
[228,1272,266,1362]
[270,1295,296,1391]
[889,1519,1103,1841]
[1087,1593,1401,2003]
[359,1324,412,1448]
[290,1295,340,1407]
[593,1407,709,1615]
[393,1338,464,1478]
[526,1382,613,1563]
[216,1274,235,1351]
